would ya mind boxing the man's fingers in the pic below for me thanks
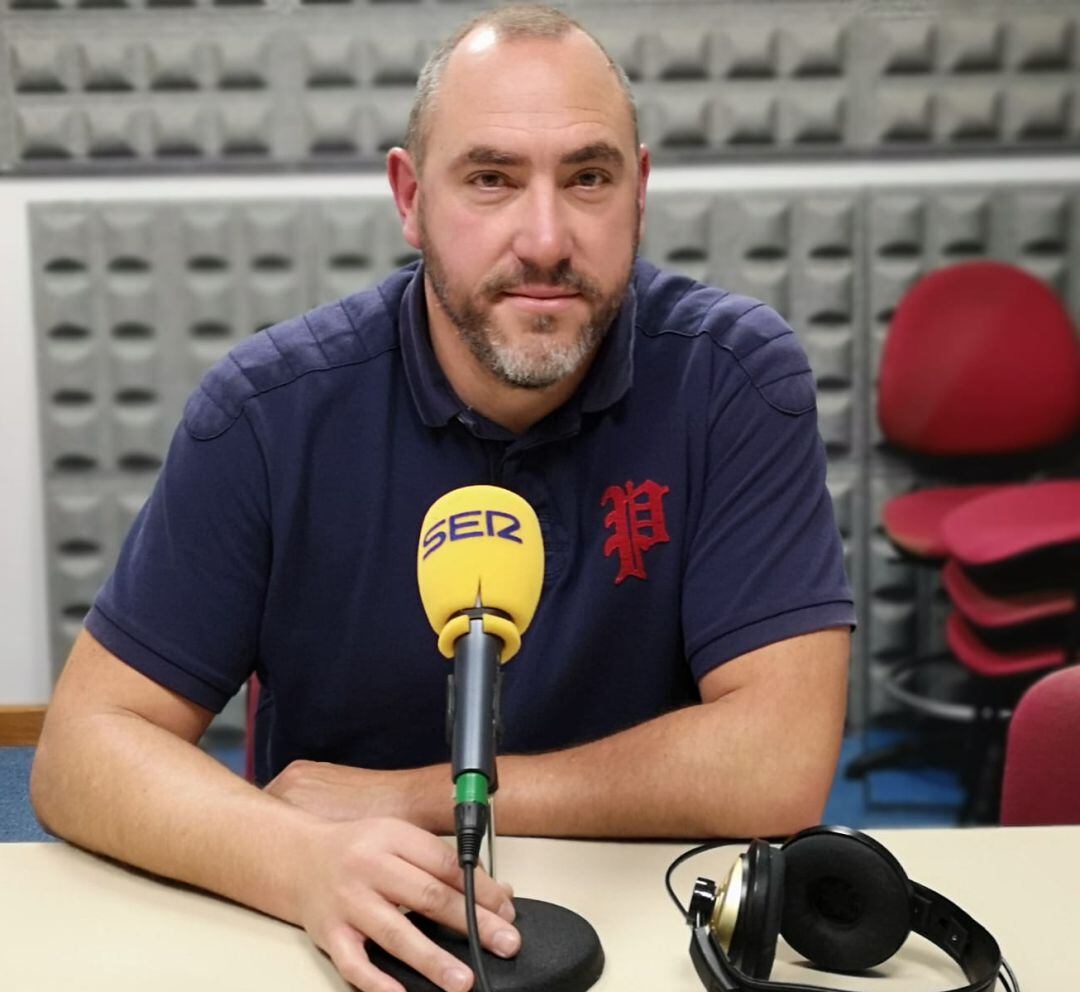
[307,819,520,992]
[359,902,477,992]
[377,819,515,918]
[323,924,406,992]
[376,857,522,960]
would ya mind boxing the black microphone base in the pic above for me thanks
[367,897,604,992]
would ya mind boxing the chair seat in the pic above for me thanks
[942,559,1077,628]
[946,612,1066,678]
[942,479,1080,566]
[882,485,1001,558]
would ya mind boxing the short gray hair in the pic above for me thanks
[405,4,638,170]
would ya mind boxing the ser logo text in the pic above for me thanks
[422,510,523,560]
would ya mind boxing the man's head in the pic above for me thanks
[388,4,649,393]
[404,5,639,173]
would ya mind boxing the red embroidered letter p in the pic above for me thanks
[601,479,670,585]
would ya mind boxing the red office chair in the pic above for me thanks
[878,261,1080,558]
[848,261,1080,809]
[1001,665,1080,825]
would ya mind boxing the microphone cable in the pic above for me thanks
[457,784,496,992]
[463,862,496,992]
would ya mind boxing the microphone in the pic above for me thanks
[416,485,544,866]
[376,485,602,992]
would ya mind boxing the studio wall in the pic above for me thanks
[4,0,1080,723]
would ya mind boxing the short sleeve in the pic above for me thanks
[86,407,271,712]
[682,324,855,680]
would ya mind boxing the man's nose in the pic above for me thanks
[511,185,573,273]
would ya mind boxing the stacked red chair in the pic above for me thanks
[939,481,1080,820]
[942,481,1080,680]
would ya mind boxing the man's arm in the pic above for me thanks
[31,629,520,992]
[267,627,850,839]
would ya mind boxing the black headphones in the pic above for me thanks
[666,825,1018,992]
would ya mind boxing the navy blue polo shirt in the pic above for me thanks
[87,259,854,784]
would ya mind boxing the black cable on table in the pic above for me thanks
[464,863,495,992]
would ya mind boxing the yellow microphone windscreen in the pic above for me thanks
[417,486,544,655]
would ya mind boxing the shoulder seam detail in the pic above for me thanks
[303,311,332,366]
[265,326,299,377]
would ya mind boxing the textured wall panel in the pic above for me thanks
[641,190,864,460]
[705,193,863,463]
[3,0,1078,174]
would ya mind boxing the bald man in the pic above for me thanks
[32,7,854,992]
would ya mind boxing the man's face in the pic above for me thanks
[408,28,647,390]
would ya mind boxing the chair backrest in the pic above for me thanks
[1000,665,1080,825]
[878,261,1080,456]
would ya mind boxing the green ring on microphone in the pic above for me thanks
[455,771,489,806]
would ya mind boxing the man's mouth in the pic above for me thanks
[500,289,581,314]
[506,286,579,299]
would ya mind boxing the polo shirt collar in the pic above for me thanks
[399,263,463,428]
[399,261,637,432]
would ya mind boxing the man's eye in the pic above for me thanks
[470,172,507,189]
[574,170,609,189]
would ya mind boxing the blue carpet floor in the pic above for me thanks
[0,748,51,842]
[1,730,962,843]
[824,731,962,828]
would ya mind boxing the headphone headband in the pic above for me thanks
[909,882,1002,992]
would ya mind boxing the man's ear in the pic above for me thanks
[636,143,651,244]
[387,147,422,250]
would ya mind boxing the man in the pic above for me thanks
[31,6,854,992]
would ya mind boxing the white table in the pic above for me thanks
[1,827,1074,991]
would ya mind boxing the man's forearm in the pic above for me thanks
[32,708,321,925]
[272,648,847,839]
[270,631,850,839]
[494,692,838,839]
[273,699,834,839]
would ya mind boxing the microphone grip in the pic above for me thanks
[451,617,502,790]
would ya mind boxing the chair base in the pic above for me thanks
[853,657,1046,824]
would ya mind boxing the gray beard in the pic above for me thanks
[428,276,610,389]
[421,229,630,390]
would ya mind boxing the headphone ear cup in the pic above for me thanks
[727,840,784,980]
[780,827,912,973]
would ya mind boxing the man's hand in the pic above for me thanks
[299,816,520,992]
[265,760,451,831]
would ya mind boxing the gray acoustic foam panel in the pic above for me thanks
[32,197,416,668]
[30,183,1080,723]
[3,0,1079,175]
